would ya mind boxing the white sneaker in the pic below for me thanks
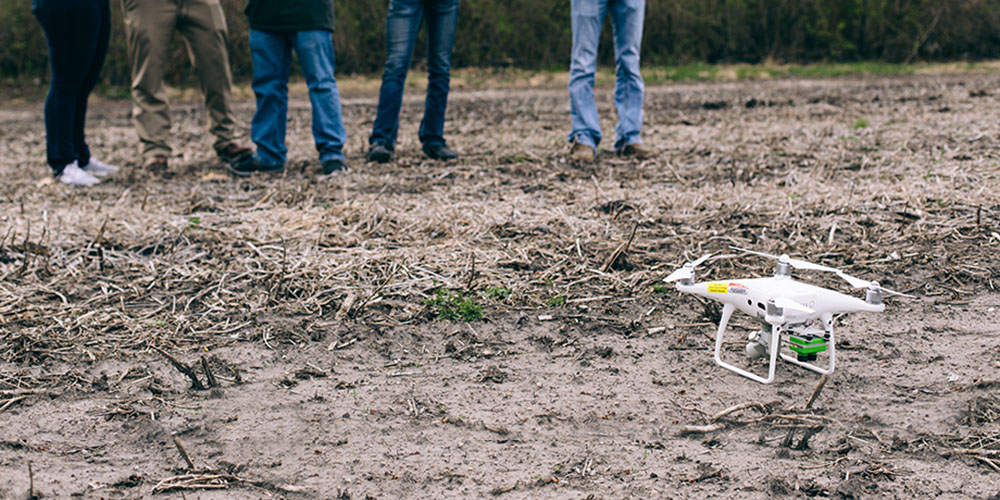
[81,157,120,176]
[57,161,100,186]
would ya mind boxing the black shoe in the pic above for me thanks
[229,155,284,177]
[322,158,349,175]
[216,141,253,163]
[422,143,459,161]
[366,143,393,163]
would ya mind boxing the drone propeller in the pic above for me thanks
[730,246,840,273]
[732,246,915,298]
[664,253,712,283]
[836,273,915,298]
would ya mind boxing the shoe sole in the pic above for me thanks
[227,164,255,177]
[218,149,253,164]
[367,153,392,163]
[424,153,458,161]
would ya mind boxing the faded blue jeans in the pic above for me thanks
[249,29,346,166]
[568,0,645,150]
[369,0,459,149]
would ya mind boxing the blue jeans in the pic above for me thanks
[369,0,459,149]
[568,0,645,150]
[249,29,346,166]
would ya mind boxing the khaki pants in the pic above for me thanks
[123,0,237,158]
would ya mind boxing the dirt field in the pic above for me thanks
[2,73,1000,499]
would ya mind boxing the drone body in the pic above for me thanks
[666,247,907,384]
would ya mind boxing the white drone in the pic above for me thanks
[665,246,912,384]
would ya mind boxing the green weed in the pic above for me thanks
[545,295,566,308]
[426,288,484,322]
[486,286,512,300]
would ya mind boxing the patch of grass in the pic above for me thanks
[486,286,512,300]
[644,62,718,84]
[545,295,566,308]
[653,284,669,294]
[783,61,916,78]
[854,118,869,129]
[642,61,919,85]
[426,288,484,322]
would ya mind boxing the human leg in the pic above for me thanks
[33,0,101,173]
[293,30,347,163]
[418,0,458,148]
[568,0,608,149]
[247,29,292,167]
[177,0,241,155]
[610,0,645,150]
[123,0,177,159]
[75,0,112,169]
[369,0,424,150]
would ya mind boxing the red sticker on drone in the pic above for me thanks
[728,283,748,295]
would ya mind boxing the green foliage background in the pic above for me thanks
[2,0,999,85]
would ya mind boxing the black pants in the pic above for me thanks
[33,0,110,173]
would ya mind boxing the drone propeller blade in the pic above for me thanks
[836,272,916,298]
[773,297,815,315]
[785,258,840,273]
[664,254,712,283]
[730,246,779,260]
[877,286,916,299]
[836,271,871,289]
[664,267,693,283]
[690,253,713,267]
[732,246,840,273]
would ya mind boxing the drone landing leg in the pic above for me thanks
[713,304,780,384]
[780,324,836,376]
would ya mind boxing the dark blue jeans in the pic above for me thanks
[369,0,459,149]
[32,0,110,172]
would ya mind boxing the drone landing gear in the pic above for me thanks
[712,304,837,384]
[713,304,781,384]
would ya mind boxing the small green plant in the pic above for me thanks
[853,118,869,129]
[545,295,566,307]
[425,288,484,322]
[486,286,512,300]
[653,284,668,294]
[185,216,201,231]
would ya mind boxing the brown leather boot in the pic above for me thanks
[569,142,596,163]
[616,143,658,159]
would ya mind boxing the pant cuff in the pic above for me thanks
[570,133,598,148]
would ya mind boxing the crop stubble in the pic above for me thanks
[1,74,999,498]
